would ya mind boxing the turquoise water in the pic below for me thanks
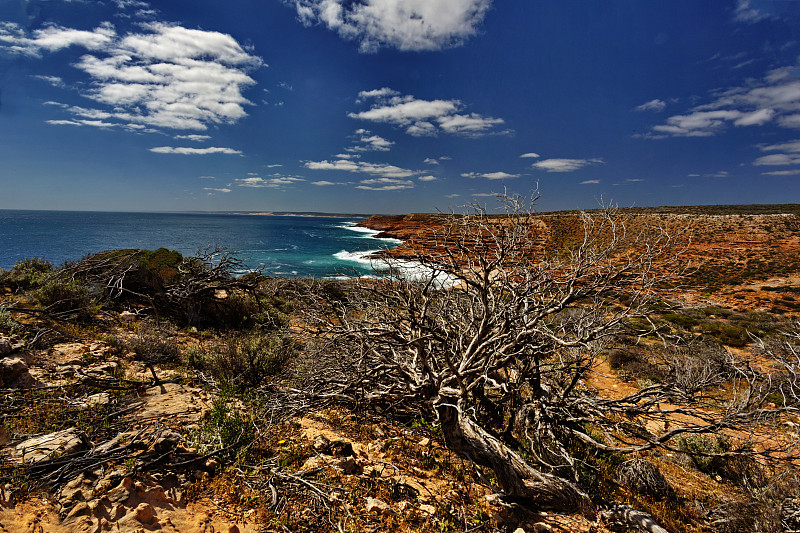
[0,210,401,278]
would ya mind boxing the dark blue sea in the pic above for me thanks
[0,210,402,278]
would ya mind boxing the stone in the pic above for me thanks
[336,457,362,475]
[330,440,354,457]
[86,393,111,408]
[205,458,220,471]
[154,429,182,454]
[418,437,431,447]
[0,336,12,355]
[228,526,241,533]
[14,428,88,464]
[119,311,137,322]
[0,356,36,389]
[532,523,554,533]
[85,361,119,378]
[312,434,331,454]
[365,497,393,515]
[419,504,436,516]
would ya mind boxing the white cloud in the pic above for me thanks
[305,159,418,178]
[734,108,775,126]
[418,175,437,181]
[626,178,644,182]
[461,171,520,180]
[519,152,540,158]
[235,176,304,188]
[3,22,263,133]
[349,89,506,137]
[762,169,800,175]
[753,153,800,166]
[199,175,215,179]
[733,0,769,23]
[580,179,600,184]
[445,193,460,198]
[356,177,414,191]
[346,130,394,152]
[758,140,800,153]
[357,87,400,101]
[203,187,231,193]
[635,99,666,112]
[423,157,440,165]
[311,180,338,186]
[150,146,243,155]
[531,158,603,172]
[32,75,65,87]
[287,0,492,52]
[648,64,800,137]
[175,134,212,141]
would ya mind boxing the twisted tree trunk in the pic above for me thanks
[435,399,593,516]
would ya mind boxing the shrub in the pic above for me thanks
[125,319,180,365]
[618,458,672,500]
[30,278,96,320]
[186,331,293,387]
[0,258,52,292]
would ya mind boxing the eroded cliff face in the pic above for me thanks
[359,210,800,312]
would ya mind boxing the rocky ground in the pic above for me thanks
[2,205,800,532]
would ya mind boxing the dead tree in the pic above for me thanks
[303,193,800,525]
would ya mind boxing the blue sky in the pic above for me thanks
[1,0,800,214]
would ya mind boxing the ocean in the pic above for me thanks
[0,210,402,278]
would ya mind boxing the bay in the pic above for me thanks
[0,210,401,278]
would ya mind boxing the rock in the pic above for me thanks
[365,497,393,515]
[419,503,436,516]
[0,336,12,355]
[205,458,220,471]
[86,392,111,408]
[85,361,119,378]
[0,426,9,446]
[14,428,88,464]
[512,528,526,533]
[107,477,135,504]
[418,437,431,447]
[532,523,554,533]
[154,429,182,454]
[227,526,240,533]
[330,440,354,457]
[119,311,137,322]
[336,457,362,475]
[312,434,331,454]
[0,356,36,389]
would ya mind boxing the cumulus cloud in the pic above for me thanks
[32,75,66,87]
[350,88,507,137]
[356,177,414,191]
[635,99,666,112]
[305,158,418,178]
[287,0,492,52]
[311,180,339,186]
[753,139,800,169]
[580,179,600,184]
[531,158,603,172]
[150,146,243,155]
[203,187,231,193]
[1,21,263,133]
[175,134,212,141]
[461,171,521,180]
[423,158,440,165]
[235,176,304,188]
[418,175,437,181]
[346,130,394,152]
[519,152,540,158]
[647,64,800,137]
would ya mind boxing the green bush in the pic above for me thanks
[185,331,293,387]
[126,319,180,364]
[30,278,96,319]
[0,258,52,292]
